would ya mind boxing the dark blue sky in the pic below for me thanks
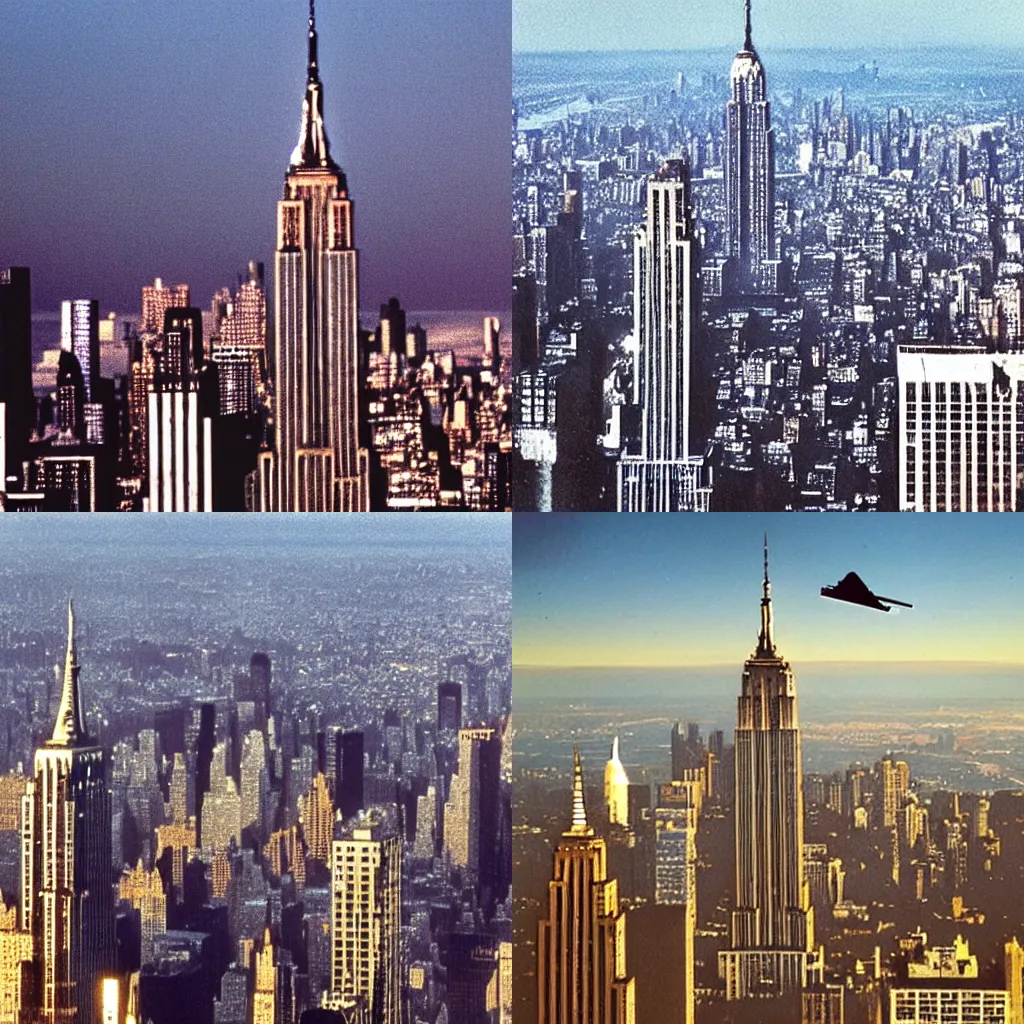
[514,514,1024,666]
[0,0,510,316]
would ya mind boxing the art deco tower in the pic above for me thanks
[724,0,775,293]
[22,602,114,1024]
[256,0,369,511]
[618,162,709,512]
[538,747,636,1024]
[719,542,814,999]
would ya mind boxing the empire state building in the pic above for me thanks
[719,542,816,999]
[254,0,369,511]
[724,0,776,294]
[22,603,114,1024]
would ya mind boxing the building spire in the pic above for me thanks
[567,745,593,835]
[756,534,777,658]
[744,0,753,51]
[290,0,337,171]
[50,600,87,746]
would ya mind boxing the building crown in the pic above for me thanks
[290,0,340,172]
[566,745,594,836]
[49,600,89,747]
[755,534,778,658]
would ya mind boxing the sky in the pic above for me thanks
[514,0,1024,52]
[513,513,1024,668]
[0,0,510,318]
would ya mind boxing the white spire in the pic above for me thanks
[604,736,630,827]
[50,600,87,746]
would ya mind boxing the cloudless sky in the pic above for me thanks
[0,0,510,315]
[514,0,1024,52]
[513,514,1024,667]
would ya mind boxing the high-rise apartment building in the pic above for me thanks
[719,543,815,999]
[22,602,114,1024]
[618,161,709,512]
[897,346,1024,511]
[327,807,401,1023]
[537,748,635,1024]
[254,0,369,511]
[724,0,776,292]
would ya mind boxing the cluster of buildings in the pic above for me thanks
[0,2,509,513]
[512,0,1024,510]
[0,602,511,1023]
[531,547,1024,1023]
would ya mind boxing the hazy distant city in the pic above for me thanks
[0,514,511,1023]
[513,23,1024,509]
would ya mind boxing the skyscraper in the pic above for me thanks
[719,541,815,999]
[897,346,1024,511]
[326,807,401,1023]
[604,736,629,827]
[618,161,710,512]
[437,681,463,733]
[537,747,635,1024]
[724,0,776,293]
[255,0,369,511]
[0,267,34,496]
[22,602,114,1024]
[60,300,100,402]
[334,730,364,822]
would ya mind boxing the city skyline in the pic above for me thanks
[513,514,1024,667]
[0,0,509,316]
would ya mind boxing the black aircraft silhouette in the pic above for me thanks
[820,572,913,612]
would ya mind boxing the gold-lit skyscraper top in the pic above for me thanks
[290,0,339,173]
[49,599,88,747]
[567,745,593,836]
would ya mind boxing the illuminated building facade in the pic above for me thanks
[22,602,114,1024]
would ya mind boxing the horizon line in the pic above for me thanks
[513,43,1024,56]
[513,659,1024,669]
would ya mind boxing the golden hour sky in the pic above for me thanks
[513,514,1024,668]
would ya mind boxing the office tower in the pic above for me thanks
[413,783,437,859]
[201,743,242,852]
[250,653,272,729]
[0,901,33,1024]
[378,297,406,358]
[301,772,334,864]
[484,317,501,372]
[1006,938,1023,1024]
[537,748,635,1024]
[618,161,709,512]
[60,299,100,401]
[671,721,703,781]
[897,346,1024,511]
[719,542,814,999]
[55,350,86,443]
[240,729,268,836]
[194,703,217,845]
[438,682,462,733]
[118,861,167,965]
[145,306,213,511]
[655,782,698,1024]
[327,807,401,1023]
[255,0,369,511]
[155,820,196,896]
[335,731,364,822]
[22,602,114,1024]
[448,932,498,1024]
[0,267,34,491]
[212,263,268,417]
[724,0,775,292]
[444,728,500,894]
[603,737,629,827]
[253,929,277,1024]
[141,279,190,334]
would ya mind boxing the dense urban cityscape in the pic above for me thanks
[513,514,1024,1023]
[513,0,1024,509]
[0,2,510,512]
[0,514,511,1023]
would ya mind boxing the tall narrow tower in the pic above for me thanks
[538,747,636,1024]
[719,540,814,999]
[724,0,775,293]
[257,0,369,511]
[618,161,709,512]
[22,602,114,1024]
